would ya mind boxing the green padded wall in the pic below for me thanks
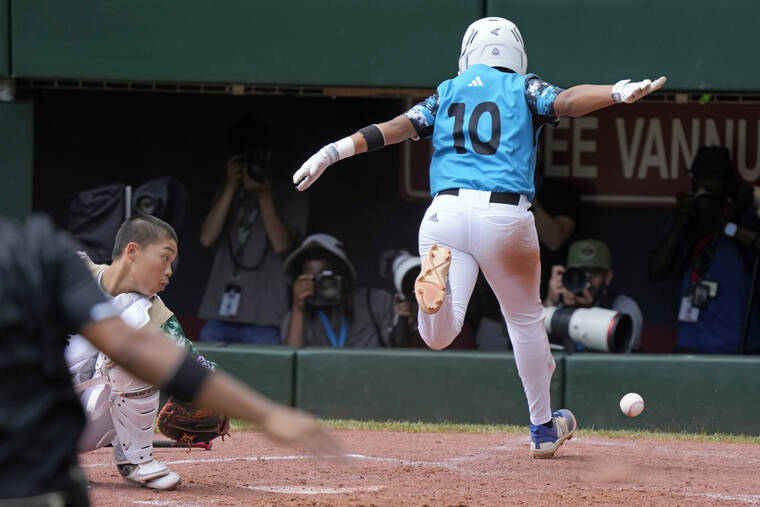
[0,101,33,221]
[11,0,481,88]
[194,344,295,405]
[564,355,760,435]
[295,348,564,424]
[0,0,8,77]
[488,0,760,91]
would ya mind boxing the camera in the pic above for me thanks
[544,305,634,353]
[237,152,270,183]
[561,267,591,295]
[392,254,422,302]
[380,250,422,302]
[309,269,344,307]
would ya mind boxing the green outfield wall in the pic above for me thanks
[194,344,296,406]
[192,345,760,435]
[0,0,8,77]
[0,101,33,221]
[295,348,564,425]
[10,0,479,88]
[564,355,760,435]
[9,0,760,91]
[487,0,757,91]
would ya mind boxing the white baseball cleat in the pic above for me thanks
[415,245,451,314]
[117,460,181,490]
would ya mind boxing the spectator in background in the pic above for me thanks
[544,238,643,352]
[532,157,582,300]
[648,146,760,354]
[198,115,308,344]
[281,234,399,347]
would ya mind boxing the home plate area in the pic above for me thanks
[80,429,760,506]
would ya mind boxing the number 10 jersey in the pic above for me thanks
[404,64,563,200]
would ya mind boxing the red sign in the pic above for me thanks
[400,102,760,206]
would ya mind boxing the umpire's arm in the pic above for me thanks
[80,317,339,456]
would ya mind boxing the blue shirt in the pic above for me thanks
[404,65,563,199]
[677,233,760,354]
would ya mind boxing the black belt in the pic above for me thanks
[437,188,520,205]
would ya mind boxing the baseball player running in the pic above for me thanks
[293,17,665,458]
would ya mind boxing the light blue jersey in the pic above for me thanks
[405,64,563,199]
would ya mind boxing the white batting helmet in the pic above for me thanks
[458,17,527,75]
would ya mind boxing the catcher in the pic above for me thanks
[65,214,228,490]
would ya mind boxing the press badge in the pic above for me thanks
[678,296,700,323]
[679,280,718,323]
[219,284,242,317]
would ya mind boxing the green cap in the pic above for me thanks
[566,239,612,270]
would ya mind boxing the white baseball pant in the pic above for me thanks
[417,189,555,425]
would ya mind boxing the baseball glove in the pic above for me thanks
[157,396,230,445]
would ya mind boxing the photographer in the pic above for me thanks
[198,115,308,344]
[281,234,398,348]
[648,146,760,354]
[544,238,643,352]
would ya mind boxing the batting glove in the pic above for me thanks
[292,145,338,191]
[611,76,667,104]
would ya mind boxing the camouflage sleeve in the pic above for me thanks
[160,315,216,370]
[524,74,564,124]
[403,92,439,139]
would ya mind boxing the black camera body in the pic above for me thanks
[237,152,270,183]
[562,267,591,295]
[689,181,755,234]
[309,269,344,308]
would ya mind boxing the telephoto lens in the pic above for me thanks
[392,254,422,302]
[543,305,634,353]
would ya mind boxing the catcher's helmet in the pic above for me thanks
[458,17,527,75]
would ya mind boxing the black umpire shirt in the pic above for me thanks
[0,215,116,499]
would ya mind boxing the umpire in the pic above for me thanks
[0,215,339,506]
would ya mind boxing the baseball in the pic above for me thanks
[620,392,645,417]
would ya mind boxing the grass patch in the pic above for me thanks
[230,418,760,444]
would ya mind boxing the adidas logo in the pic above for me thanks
[467,76,484,87]
[428,212,439,222]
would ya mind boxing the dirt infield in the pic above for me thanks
[81,429,760,506]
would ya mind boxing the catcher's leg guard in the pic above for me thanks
[77,382,116,452]
[101,354,160,465]
[101,355,181,489]
[67,335,116,452]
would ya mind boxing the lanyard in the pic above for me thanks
[690,232,719,283]
[318,311,348,348]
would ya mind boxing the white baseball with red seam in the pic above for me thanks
[619,392,645,417]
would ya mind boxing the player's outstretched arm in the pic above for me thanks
[293,114,416,191]
[81,317,340,456]
[554,76,666,117]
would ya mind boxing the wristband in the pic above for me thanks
[162,354,210,402]
[358,124,386,152]
[610,79,630,104]
[325,136,355,165]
